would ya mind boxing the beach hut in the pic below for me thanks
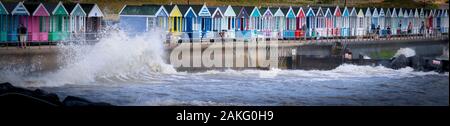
[341,7,350,37]
[378,8,385,36]
[315,7,326,38]
[7,2,30,42]
[364,7,372,35]
[441,9,448,33]
[383,8,391,36]
[434,9,441,33]
[390,8,398,35]
[221,5,236,39]
[46,2,69,41]
[197,4,212,39]
[178,5,198,41]
[402,9,409,33]
[165,5,182,34]
[261,7,273,38]
[67,3,86,36]
[356,8,365,36]
[305,7,315,38]
[0,1,9,42]
[295,7,306,38]
[210,6,223,33]
[249,6,262,38]
[349,7,357,37]
[371,8,379,35]
[324,7,333,37]
[413,9,420,34]
[80,3,103,36]
[273,7,285,39]
[419,8,425,34]
[408,9,414,34]
[397,8,404,34]
[118,5,168,33]
[333,6,342,37]
[25,3,50,42]
[235,6,250,39]
[283,6,297,39]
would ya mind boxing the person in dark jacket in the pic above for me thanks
[17,24,27,48]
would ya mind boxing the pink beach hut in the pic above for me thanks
[25,3,50,42]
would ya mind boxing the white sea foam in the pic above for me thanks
[394,48,416,58]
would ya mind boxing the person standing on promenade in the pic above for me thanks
[17,24,27,48]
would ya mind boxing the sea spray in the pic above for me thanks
[37,29,176,86]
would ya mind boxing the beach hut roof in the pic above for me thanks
[403,9,409,17]
[342,7,350,17]
[210,7,223,18]
[385,8,391,17]
[297,7,305,17]
[350,7,357,17]
[29,3,50,16]
[198,4,211,17]
[274,8,284,17]
[379,8,385,17]
[51,2,68,15]
[306,7,315,17]
[11,2,29,15]
[119,5,160,16]
[222,5,236,17]
[372,8,379,17]
[364,7,372,17]
[262,7,273,17]
[334,6,341,17]
[285,6,297,18]
[0,1,8,15]
[236,6,250,18]
[357,8,364,17]
[176,5,195,17]
[249,6,261,17]
[391,8,397,17]
[80,3,103,17]
[324,8,332,17]
[68,3,86,16]
[316,7,324,17]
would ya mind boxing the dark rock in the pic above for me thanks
[63,96,112,106]
[390,54,409,69]
[1,82,113,106]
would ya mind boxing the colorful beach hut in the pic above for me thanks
[315,7,326,38]
[178,5,197,41]
[305,7,315,37]
[6,2,30,42]
[391,8,398,35]
[383,8,392,36]
[46,2,69,41]
[364,7,372,34]
[210,6,223,40]
[349,7,357,36]
[413,9,420,34]
[324,7,333,37]
[67,3,86,35]
[333,6,342,37]
[25,3,50,42]
[356,8,365,36]
[221,5,236,39]
[273,7,285,39]
[295,7,306,38]
[441,9,448,33]
[341,7,350,37]
[378,8,385,36]
[165,5,182,33]
[261,7,273,38]
[235,6,250,39]
[197,4,212,39]
[80,3,103,40]
[118,5,168,33]
[249,6,262,38]
[371,8,379,35]
[408,9,414,34]
[402,9,409,33]
[0,1,8,42]
[284,6,297,39]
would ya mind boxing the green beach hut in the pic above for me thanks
[0,1,8,42]
[46,1,69,42]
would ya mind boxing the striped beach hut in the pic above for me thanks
[273,7,285,39]
[349,7,357,36]
[284,6,297,39]
[197,4,212,39]
[341,7,350,37]
[305,7,315,37]
[295,7,306,38]
[25,3,50,42]
[324,7,333,37]
[6,2,30,42]
[315,7,326,38]
[333,6,342,37]
[46,2,69,41]
[356,8,365,36]
[0,1,9,42]
[221,5,236,39]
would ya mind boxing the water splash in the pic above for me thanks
[393,48,416,58]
